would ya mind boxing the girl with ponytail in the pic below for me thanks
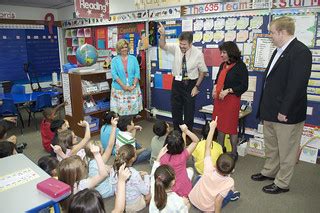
[149,145,190,212]
[112,144,150,212]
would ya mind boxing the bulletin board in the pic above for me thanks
[0,26,60,82]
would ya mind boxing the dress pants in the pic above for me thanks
[171,79,197,131]
[261,121,304,189]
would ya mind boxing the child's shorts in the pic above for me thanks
[125,195,146,213]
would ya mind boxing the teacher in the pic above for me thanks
[110,39,143,116]
[212,41,248,160]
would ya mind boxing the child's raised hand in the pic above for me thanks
[210,116,218,129]
[111,117,118,127]
[118,163,131,182]
[134,125,142,131]
[179,124,188,133]
[7,135,17,144]
[77,120,89,127]
[90,143,100,154]
[50,144,62,153]
[156,144,168,161]
[158,22,165,35]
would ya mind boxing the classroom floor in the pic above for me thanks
[11,112,320,213]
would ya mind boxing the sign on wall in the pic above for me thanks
[75,0,109,19]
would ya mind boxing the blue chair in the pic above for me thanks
[11,84,26,94]
[28,94,52,129]
[0,98,24,134]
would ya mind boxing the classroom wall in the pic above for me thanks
[0,4,58,20]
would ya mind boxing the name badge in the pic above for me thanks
[175,75,182,81]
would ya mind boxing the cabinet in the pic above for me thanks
[66,71,111,138]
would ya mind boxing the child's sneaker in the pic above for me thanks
[230,191,240,201]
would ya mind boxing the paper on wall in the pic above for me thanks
[182,19,193,32]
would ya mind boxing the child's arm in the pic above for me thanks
[112,163,131,213]
[102,117,118,163]
[52,101,67,116]
[70,120,91,155]
[151,144,168,176]
[205,117,218,157]
[214,194,224,213]
[87,144,108,188]
[50,144,68,159]
[179,125,199,155]
[130,125,142,138]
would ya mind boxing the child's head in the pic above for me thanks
[68,188,105,213]
[202,122,218,141]
[0,125,7,140]
[43,108,55,121]
[57,129,76,153]
[113,144,136,172]
[153,120,169,137]
[57,155,88,210]
[216,153,235,176]
[38,156,59,177]
[117,115,134,132]
[104,111,119,125]
[0,141,16,158]
[84,140,103,160]
[164,130,184,155]
[50,119,69,133]
[154,165,176,210]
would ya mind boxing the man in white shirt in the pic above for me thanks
[252,16,312,194]
[158,22,208,130]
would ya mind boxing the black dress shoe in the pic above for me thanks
[262,183,289,194]
[251,173,275,181]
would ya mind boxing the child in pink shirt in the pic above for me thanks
[160,124,199,197]
[189,118,240,213]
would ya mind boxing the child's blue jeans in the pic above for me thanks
[134,143,151,164]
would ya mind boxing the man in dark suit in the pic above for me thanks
[251,16,312,194]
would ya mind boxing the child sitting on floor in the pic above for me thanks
[112,144,151,212]
[100,111,119,155]
[150,120,169,165]
[40,102,65,153]
[116,115,151,164]
[192,121,223,175]
[85,117,118,198]
[189,117,240,213]
[160,124,199,197]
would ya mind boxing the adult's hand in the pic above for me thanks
[191,87,199,97]
[277,113,288,122]
[212,85,217,98]
[158,22,165,35]
[218,89,229,100]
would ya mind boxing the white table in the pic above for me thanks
[0,154,60,212]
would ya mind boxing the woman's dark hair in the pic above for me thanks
[38,156,59,176]
[117,115,133,131]
[216,153,235,175]
[103,111,119,125]
[68,188,105,213]
[201,122,218,141]
[153,120,167,137]
[154,165,175,210]
[0,141,15,158]
[164,130,184,155]
[179,32,193,44]
[219,41,241,63]
[113,144,135,173]
[50,119,65,132]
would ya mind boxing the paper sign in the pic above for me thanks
[75,0,109,19]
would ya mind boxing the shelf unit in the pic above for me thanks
[66,70,111,137]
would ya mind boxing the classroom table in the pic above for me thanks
[0,90,61,104]
[0,154,60,213]
[199,105,252,143]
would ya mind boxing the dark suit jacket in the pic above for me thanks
[258,38,312,124]
[215,61,248,97]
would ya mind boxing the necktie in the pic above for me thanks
[182,54,187,79]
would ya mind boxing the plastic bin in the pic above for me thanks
[97,100,110,110]
[84,116,99,132]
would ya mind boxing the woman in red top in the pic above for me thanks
[212,42,248,160]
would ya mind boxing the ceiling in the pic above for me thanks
[0,0,74,9]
